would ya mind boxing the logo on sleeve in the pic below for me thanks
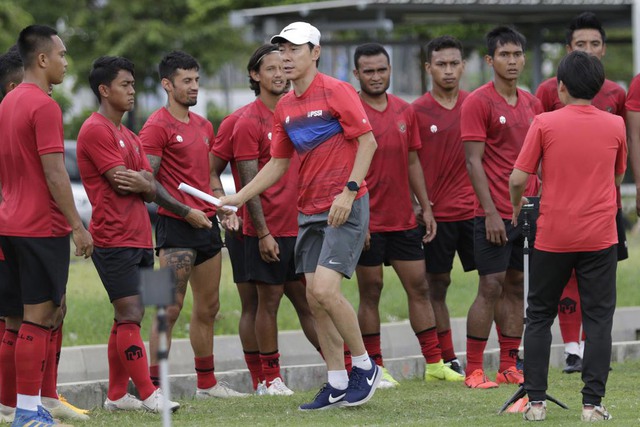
[430,125,438,133]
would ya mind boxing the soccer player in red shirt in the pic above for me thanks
[221,22,381,410]
[535,12,627,374]
[140,51,246,399]
[626,74,640,217]
[77,56,179,413]
[413,35,475,376]
[231,43,320,395]
[512,51,625,422]
[0,25,93,427]
[461,26,543,389]
[352,42,463,388]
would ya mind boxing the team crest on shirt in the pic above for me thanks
[499,116,506,125]
[119,140,125,148]
[607,106,613,113]
[268,132,272,140]
[203,136,209,146]
[176,135,183,142]
[285,116,290,124]
[398,122,406,133]
[430,125,438,133]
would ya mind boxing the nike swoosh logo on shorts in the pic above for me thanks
[328,259,341,265]
[328,393,345,403]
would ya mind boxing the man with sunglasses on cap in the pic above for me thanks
[221,22,381,411]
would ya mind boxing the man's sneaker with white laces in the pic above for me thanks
[343,358,382,407]
[523,401,547,421]
[42,396,90,421]
[266,378,294,396]
[142,389,180,413]
[196,382,249,399]
[0,403,14,423]
[11,406,72,427]
[581,404,612,422]
[378,367,400,389]
[298,383,346,411]
[104,393,144,411]
[255,381,268,396]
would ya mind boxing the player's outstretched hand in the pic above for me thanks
[185,208,213,229]
[485,211,507,246]
[73,225,93,259]
[328,189,355,227]
[219,210,239,232]
[259,234,280,263]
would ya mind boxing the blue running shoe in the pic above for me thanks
[11,406,71,426]
[343,358,382,407]
[298,383,347,411]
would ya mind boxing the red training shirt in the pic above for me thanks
[515,105,626,252]
[0,83,71,237]
[232,98,299,237]
[626,74,640,112]
[139,107,216,219]
[413,91,475,222]
[461,82,542,219]
[535,77,625,116]
[77,113,153,248]
[361,94,420,232]
[270,72,372,215]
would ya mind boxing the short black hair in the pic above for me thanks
[247,44,279,96]
[486,26,526,57]
[0,46,24,100]
[354,43,390,69]
[89,56,135,102]
[17,25,58,68]
[557,50,604,100]
[425,35,464,63]
[565,11,606,46]
[158,50,199,83]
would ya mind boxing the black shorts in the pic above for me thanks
[0,258,22,317]
[92,247,154,302]
[474,216,536,276]
[225,231,250,283]
[155,215,223,266]
[423,219,476,274]
[616,208,628,261]
[358,227,424,267]
[0,235,69,306]
[244,236,299,284]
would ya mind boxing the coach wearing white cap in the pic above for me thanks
[221,21,381,410]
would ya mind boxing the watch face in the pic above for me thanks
[347,181,359,191]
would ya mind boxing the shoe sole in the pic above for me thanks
[298,401,345,411]
[342,365,382,407]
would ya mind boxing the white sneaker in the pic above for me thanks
[104,393,143,411]
[266,377,294,396]
[0,403,14,423]
[378,367,400,389]
[582,404,612,422]
[142,389,180,413]
[255,381,268,396]
[523,401,547,421]
[196,382,249,399]
[42,396,89,421]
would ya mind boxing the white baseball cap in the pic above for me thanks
[270,22,321,46]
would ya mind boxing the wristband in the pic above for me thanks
[258,232,271,240]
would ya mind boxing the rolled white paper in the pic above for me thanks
[177,182,238,213]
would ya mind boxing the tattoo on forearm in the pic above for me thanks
[238,160,268,233]
[147,154,190,217]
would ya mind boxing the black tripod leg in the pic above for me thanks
[498,384,526,414]
[545,393,569,409]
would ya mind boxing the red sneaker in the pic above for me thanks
[464,369,498,389]
[496,366,524,385]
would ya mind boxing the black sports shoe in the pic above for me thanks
[563,354,582,373]
[446,359,465,376]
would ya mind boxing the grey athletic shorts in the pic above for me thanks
[295,193,369,279]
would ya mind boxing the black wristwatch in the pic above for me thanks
[346,181,359,192]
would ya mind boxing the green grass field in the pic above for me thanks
[64,232,640,347]
[69,360,640,425]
